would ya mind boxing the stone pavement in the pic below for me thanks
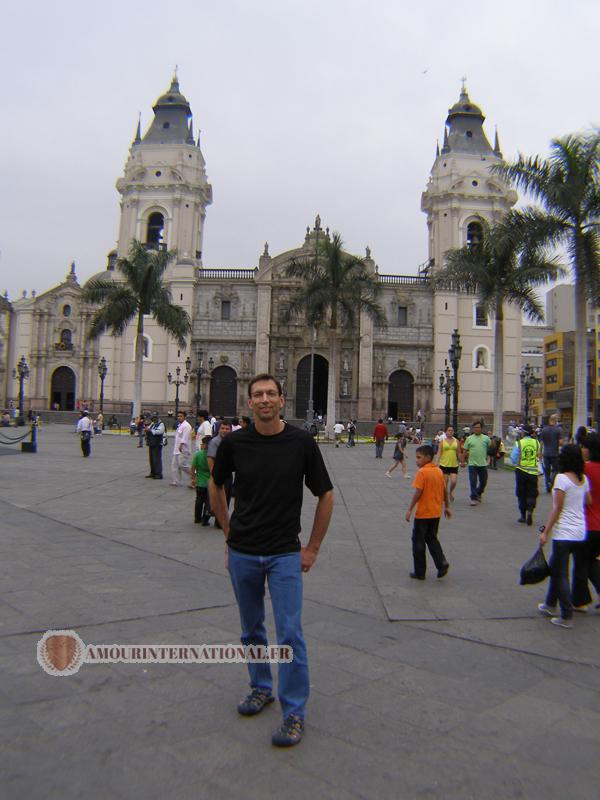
[1,426,599,799]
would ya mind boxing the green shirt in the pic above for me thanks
[191,449,210,487]
[464,433,491,467]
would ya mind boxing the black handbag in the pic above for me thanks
[519,545,550,585]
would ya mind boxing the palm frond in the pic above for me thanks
[152,302,191,348]
[81,279,125,305]
[87,288,138,339]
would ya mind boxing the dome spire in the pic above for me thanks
[494,126,502,157]
[133,113,141,145]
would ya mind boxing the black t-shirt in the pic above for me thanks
[212,423,333,556]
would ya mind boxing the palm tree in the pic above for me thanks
[493,132,600,429]
[433,221,563,435]
[82,240,191,418]
[285,232,386,437]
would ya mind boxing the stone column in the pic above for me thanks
[357,312,374,419]
[255,284,272,373]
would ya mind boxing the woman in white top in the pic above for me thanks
[538,444,591,628]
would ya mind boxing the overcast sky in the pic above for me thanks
[1,0,598,300]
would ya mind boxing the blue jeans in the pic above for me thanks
[228,549,309,719]
[468,465,488,500]
[543,455,558,492]
[546,540,587,619]
[375,439,385,458]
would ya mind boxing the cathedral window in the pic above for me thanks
[60,329,72,347]
[221,300,231,321]
[146,212,164,248]
[466,221,483,247]
[474,304,489,328]
[397,306,407,326]
[62,304,71,317]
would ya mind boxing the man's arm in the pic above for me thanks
[405,488,423,522]
[208,477,230,536]
[301,490,334,573]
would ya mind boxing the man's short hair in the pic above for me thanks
[197,409,209,419]
[472,419,482,427]
[248,374,283,397]
[416,444,434,459]
[201,435,212,445]
[220,419,233,428]
[178,410,186,417]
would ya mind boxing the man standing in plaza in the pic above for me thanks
[540,414,564,493]
[209,374,334,747]
[171,411,193,486]
[76,411,93,458]
[373,418,389,459]
[513,424,542,526]
[461,420,491,506]
[207,419,233,528]
[195,409,213,451]
[146,412,165,479]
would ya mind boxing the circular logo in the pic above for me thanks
[37,630,85,676]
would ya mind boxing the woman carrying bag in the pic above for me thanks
[537,444,591,628]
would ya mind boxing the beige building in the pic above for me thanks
[4,79,523,426]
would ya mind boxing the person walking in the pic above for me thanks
[405,444,451,580]
[333,421,345,447]
[385,433,410,479]
[373,419,388,459]
[146,412,165,479]
[190,435,212,525]
[171,411,193,486]
[538,444,591,628]
[136,415,146,447]
[195,409,213,451]
[209,374,334,747]
[572,433,600,611]
[76,411,93,458]
[435,424,460,502]
[346,419,357,447]
[461,420,490,506]
[512,424,542,526]
[540,414,564,493]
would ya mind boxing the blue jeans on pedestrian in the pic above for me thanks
[543,455,558,492]
[468,465,488,500]
[228,548,309,719]
[375,439,385,458]
[545,539,587,619]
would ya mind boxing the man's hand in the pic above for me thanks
[444,508,452,519]
[405,510,412,523]
[300,547,318,573]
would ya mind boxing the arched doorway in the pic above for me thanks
[210,365,237,416]
[295,355,328,419]
[50,366,76,411]
[388,370,414,421]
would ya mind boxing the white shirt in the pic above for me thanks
[174,419,193,454]
[76,416,93,434]
[552,473,589,541]
[195,420,213,449]
[333,423,345,434]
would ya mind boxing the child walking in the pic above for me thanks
[385,433,410,479]
[190,435,212,525]
[405,444,451,580]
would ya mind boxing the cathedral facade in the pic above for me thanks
[2,79,522,425]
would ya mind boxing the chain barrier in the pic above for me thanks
[0,429,31,445]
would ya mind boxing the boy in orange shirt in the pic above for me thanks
[405,444,452,580]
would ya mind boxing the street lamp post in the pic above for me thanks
[439,365,454,429]
[167,362,190,422]
[520,364,535,424]
[190,350,215,414]
[13,355,30,422]
[448,330,462,431]
[98,357,108,413]
[306,326,316,423]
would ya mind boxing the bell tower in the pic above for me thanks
[421,85,520,427]
[116,74,212,263]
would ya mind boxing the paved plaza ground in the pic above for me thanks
[1,425,599,799]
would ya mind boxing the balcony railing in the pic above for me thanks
[377,275,431,286]
[198,268,257,280]
[54,342,74,351]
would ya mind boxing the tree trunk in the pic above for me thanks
[493,303,504,436]
[573,278,588,430]
[132,311,144,419]
[325,329,338,439]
